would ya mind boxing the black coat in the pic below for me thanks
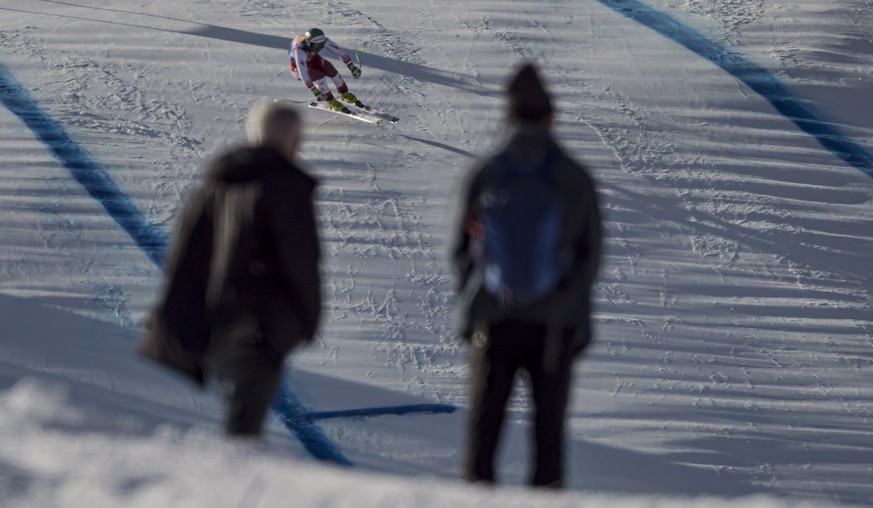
[138,146,322,386]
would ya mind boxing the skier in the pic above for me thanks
[289,28,362,112]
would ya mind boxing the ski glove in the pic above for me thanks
[348,63,362,79]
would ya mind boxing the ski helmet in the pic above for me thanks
[305,28,326,48]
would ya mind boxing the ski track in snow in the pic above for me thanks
[1,0,873,503]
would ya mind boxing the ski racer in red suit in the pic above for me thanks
[289,28,362,112]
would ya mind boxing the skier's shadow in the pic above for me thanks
[183,25,490,95]
[23,0,492,96]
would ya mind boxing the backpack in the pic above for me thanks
[470,150,571,307]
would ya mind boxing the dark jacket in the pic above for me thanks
[138,145,322,386]
[450,123,602,347]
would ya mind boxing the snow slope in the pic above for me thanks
[1,0,872,506]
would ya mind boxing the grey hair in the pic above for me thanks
[245,100,302,150]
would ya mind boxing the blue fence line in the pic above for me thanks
[0,64,169,265]
[272,384,354,465]
[307,403,457,421]
[598,0,873,179]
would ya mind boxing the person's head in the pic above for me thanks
[245,100,302,162]
[305,28,326,52]
[505,61,554,128]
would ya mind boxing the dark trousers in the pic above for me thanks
[463,321,575,488]
[207,339,283,437]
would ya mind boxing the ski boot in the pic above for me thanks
[340,91,363,108]
[327,97,349,113]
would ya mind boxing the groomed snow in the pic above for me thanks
[1,0,871,506]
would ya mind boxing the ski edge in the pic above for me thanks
[272,98,397,124]
[348,101,400,123]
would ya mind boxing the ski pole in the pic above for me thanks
[355,48,366,70]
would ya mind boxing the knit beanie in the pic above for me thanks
[506,61,554,122]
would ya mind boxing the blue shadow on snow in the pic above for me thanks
[0,63,456,466]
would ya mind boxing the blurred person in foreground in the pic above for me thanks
[139,100,322,438]
[450,61,602,488]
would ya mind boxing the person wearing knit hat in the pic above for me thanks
[450,61,602,489]
[506,61,555,122]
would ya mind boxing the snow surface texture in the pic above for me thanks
[1,0,872,506]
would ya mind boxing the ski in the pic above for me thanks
[346,100,399,123]
[273,98,397,124]
[273,98,382,124]
[306,100,383,124]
